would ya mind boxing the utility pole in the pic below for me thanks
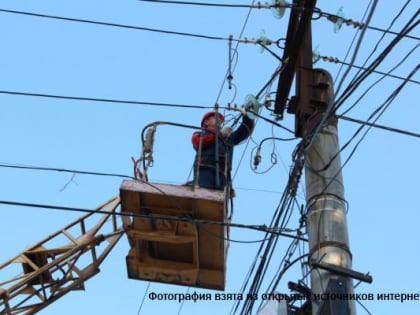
[303,69,356,315]
[273,1,372,314]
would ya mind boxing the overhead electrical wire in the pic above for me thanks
[0,162,134,180]
[231,148,306,314]
[333,0,378,98]
[304,63,419,205]
[334,8,419,112]
[0,8,229,42]
[338,42,419,116]
[4,85,418,138]
[1,3,416,315]
[234,196,300,315]
[214,0,257,105]
[0,8,273,45]
[334,64,419,181]
[140,0,278,9]
[136,282,151,315]
[330,1,371,91]
[0,161,291,196]
[140,0,420,41]
[177,287,190,315]
[304,1,417,159]
[339,0,414,97]
[337,115,420,138]
[4,88,418,138]
[0,90,210,109]
[0,199,307,241]
[318,54,420,85]
[227,15,418,302]
[319,1,419,41]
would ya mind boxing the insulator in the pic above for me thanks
[334,6,345,33]
[312,45,320,64]
[257,30,273,53]
[244,94,261,119]
[271,0,288,19]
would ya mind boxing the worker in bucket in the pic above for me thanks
[191,108,255,191]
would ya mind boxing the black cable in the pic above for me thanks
[338,115,420,138]
[0,161,289,196]
[140,0,275,9]
[177,287,189,315]
[300,4,419,160]
[231,195,290,314]
[319,55,420,85]
[307,63,419,193]
[334,8,419,112]
[232,160,304,314]
[0,90,289,135]
[334,0,378,98]
[0,199,307,241]
[339,42,419,116]
[2,89,418,139]
[142,0,420,42]
[0,163,134,180]
[0,89,210,109]
[0,8,230,42]
[137,282,151,315]
[343,0,413,92]
[320,3,419,41]
[214,0,256,105]
[336,64,419,181]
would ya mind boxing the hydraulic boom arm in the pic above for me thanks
[0,197,123,315]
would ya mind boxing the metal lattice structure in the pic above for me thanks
[0,197,123,315]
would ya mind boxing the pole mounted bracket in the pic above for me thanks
[274,0,317,120]
[310,261,373,284]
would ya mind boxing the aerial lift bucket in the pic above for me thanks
[119,180,229,291]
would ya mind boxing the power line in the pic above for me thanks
[307,64,419,192]
[0,8,271,45]
[334,8,419,112]
[231,151,305,314]
[137,282,151,315]
[0,163,134,180]
[338,42,419,117]
[214,0,259,105]
[0,89,209,109]
[140,0,276,9]
[1,89,418,138]
[0,199,307,241]
[0,8,227,42]
[337,64,419,176]
[320,5,419,41]
[340,0,415,95]
[0,162,289,196]
[338,115,420,138]
[318,55,420,85]
[333,0,378,98]
[140,0,420,41]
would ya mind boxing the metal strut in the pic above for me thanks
[0,197,123,315]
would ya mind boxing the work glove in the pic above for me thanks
[221,126,233,137]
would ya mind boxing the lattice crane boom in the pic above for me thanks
[0,197,123,315]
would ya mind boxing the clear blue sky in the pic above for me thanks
[0,0,419,314]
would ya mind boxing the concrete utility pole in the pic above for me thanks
[303,70,356,315]
[273,2,372,314]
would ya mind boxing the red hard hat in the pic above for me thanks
[201,111,224,126]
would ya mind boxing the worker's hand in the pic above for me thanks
[221,126,233,137]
